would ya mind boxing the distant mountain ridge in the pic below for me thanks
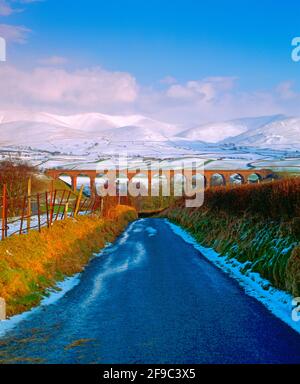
[0,110,299,151]
[176,115,285,143]
[0,110,177,136]
[222,116,300,149]
[0,111,177,149]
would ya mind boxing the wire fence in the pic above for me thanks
[0,185,120,240]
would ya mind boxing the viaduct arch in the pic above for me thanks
[46,168,274,196]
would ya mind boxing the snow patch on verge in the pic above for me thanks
[0,221,137,337]
[0,234,121,336]
[0,274,81,337]
[118,221,136,245]
[165,219,300,334]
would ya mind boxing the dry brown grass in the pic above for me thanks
[0,205,137,316]
[162,178,300,296]
[171,178,300,219]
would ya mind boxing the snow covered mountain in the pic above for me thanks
[0,110,299,153]
[0,110,176,148]
[0,110,174,133]
[176,115,285,143]
[222,117,300,149]
[98,125,168,142]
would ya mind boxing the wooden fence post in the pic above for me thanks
[55,190,65,221]
[79,198,87,214]
[90,200,96,214]
[50,190,57,225]
[2,184,7,241]
[49,181,54,225]
[50,189,57,225]
[100,196,105,217]
[37,193,41,232]
[86,198,95,215]
[19,195,27,235]
[45,191,50,228]
[27,177,32,233]
[64,203,69,220]
[0,298,5,320]
[74,186,84,217]
[61,191,71,220]
[100,197,104,217]
[4,194,7,238]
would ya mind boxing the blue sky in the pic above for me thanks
[0,0,300,123]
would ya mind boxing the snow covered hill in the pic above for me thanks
[0,110,176,149]
[222,117,300,149]
[0,110,299,154]
[0,121,79,146]
[99,125,168,142]
[176,115,285,143]
[0,110,177,135]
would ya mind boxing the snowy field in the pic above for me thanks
[0,111,300,173]
[1,214,49,237]
[1,137,300,173]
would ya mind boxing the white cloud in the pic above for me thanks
[0,65,139,111]
[0,0,38,44]
[166,83,195,99]
[0,23,31,43]
[37,56,69,66]
[0,62,297,124]
[160,76,177,85]
[136,77,287,124]
[276,81,297,100]
[0,0,39,15]
[166,77,236,102]
[0,0,15,16]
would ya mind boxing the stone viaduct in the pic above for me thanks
[46,168,274,196]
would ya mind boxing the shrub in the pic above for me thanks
[162,178,300,297]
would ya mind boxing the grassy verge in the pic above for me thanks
[0,205,137,317]
[162,179,300,297]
